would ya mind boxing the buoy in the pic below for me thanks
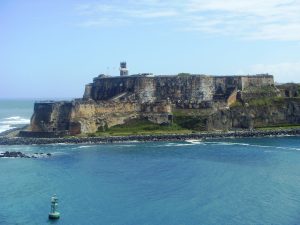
[48,194,60,220]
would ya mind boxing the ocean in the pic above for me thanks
[1,100,300,225]
[0,99,33,133]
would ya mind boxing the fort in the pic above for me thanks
[23,62,300,137]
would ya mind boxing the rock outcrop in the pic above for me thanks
[21,72,300,137]
[207,98,300,130]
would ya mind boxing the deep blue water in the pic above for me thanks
[1,137,300,225]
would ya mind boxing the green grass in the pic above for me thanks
[92,119,191,136]
[256,124,300,130]
[88,111,213,136]
[172,109,211,131]
[174,115,208,131]
[248,96,287,107]
[230,97,285,108]
[248,98,273,106]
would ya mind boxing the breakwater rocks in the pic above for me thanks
[0,151,51,158]
[0,129,300,145]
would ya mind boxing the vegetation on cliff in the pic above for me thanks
[229,95,300,129]
[230,96,285,108]
[90,109,213,136]
[90,119,191,136]
[173,109,211,131]
[89,93,300,136]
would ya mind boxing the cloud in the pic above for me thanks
[78,18,129,28]
[74,1,179,28]
[74,0,300,41]
[249,62,300,83]
[185,0,300,41]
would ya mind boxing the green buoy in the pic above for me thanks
[48,194,60,220]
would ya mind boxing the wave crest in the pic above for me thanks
[0,116,30,133]
[0,116,30,125]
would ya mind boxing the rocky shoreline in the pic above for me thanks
[0,129,300,145]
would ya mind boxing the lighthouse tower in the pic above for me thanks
[120,62,129,76]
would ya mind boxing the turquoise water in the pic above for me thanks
[0,99,70,133]
[1,100,300,224]
[1,137,300,225]
[0,99,34,133]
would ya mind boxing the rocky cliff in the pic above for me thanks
[208,98,300,130]
[24,73,300,137]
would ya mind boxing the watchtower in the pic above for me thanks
[120,62,128,76]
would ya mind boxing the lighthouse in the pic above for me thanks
[120,61,129,76]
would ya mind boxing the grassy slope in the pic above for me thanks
[256,124,300,130]
[91,119,191,136]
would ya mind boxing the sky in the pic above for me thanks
[1,0,300,99]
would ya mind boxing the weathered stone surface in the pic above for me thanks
[29,99,173,135]
[277,83,300,98]
[207,98,300,130]
[84,75,274,104]
[27,73,292,136]
[31,101,72,132]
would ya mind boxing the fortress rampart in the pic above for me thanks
[83,75,274,104]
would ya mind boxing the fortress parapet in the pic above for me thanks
[83,74,274,104]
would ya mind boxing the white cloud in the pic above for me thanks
[129,10,178,18]
[249,62,300,83]
[185,0,300,41]
[78,18,129,28]
[74,0,300,41]
[75,2,178,21]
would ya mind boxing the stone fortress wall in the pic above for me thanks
[83,74,274,105]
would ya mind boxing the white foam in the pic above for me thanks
[205,141,250,146]
[5,116,23,120]
[164,143,195,147]
[185,139,203,144]
[0,125,16,133]
[0,157,17,159]
[78,145,93,149]
[275,146,300,151]
[0,116,30,125]
[205,141,300,152]
[0,116,30,133]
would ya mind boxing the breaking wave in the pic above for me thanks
[0,116,30,133]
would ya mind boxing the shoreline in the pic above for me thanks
[0,129,300,145]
